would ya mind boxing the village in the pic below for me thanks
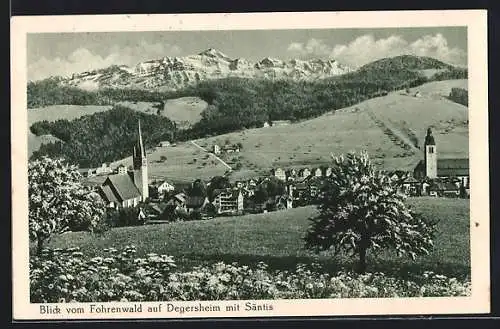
[85,121,470,225]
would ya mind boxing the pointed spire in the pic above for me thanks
[138,119,145,157]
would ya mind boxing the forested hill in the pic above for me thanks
[30,106,177,168]
[358,55,456,72]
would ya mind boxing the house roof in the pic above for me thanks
[99,185,119,203]
[152,180,173,188]
[403,176,419,184]
[438,158,469,177]
[103,174,141,202]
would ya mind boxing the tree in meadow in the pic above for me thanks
[28,156,105,253]
[304,151,437,273]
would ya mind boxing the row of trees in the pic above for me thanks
[448,87,468,107]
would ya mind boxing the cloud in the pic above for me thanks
[28,41,182,81]
[287,33,467,68]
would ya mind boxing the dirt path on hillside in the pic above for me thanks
[190,141,233,171]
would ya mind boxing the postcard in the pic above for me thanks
[11,10,489,320]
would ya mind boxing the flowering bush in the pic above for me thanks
[30,246,470,303]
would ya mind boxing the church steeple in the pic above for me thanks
[134,119,145,159]
[424,127,437,178]
[132,119,149,200]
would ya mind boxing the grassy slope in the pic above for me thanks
[191,79,468,181]
[83,141,228,186]
[162,96,208,129]
[411,79,468,96]
[46,197,470,279]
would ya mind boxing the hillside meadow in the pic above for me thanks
[83,140,229,186]
[44,197,470,280]
[162,96,208,128]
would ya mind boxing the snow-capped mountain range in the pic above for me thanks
[57,48,353,91]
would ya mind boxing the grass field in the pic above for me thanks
[411,79,468,97]
[83,141,229,186]
[115,101,161,115]
[44,197,470,279]
[162,96,208,129]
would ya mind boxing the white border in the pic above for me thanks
[11,10,490,320]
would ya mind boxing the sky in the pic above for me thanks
[27,27,467,81]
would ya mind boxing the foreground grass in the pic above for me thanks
[44,197,470,279]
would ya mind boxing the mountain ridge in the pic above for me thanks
[40,48,355,91]
[32,51,465,93]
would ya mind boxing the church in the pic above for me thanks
[98,120,149,208]
[413,127,469,188]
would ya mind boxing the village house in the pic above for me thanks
[271,168,286,181]
[247,178,257,188]
[313,168,323,177]
[298,168,311,179]
[158,141,171,147]
[77,168,93,178]
[285,169,297,181]
[306,176,324,198]
[143,203,166,219]
[213,144,221,155]
[212,189,244,215]
[223,144,241,153]
[165,192,187,210]
[401,176,420,196]
[323,166,332,177]
[242,187,255,198]
[149,180,175,199]
[428,181,461,198]
[271,120,291,127]
[262,121,271,128]
[413,127,469,188]
[275,195,293,210]
[116,164,127,175]
[95,163,113,176]
[291,181,308,201]
[98,120,149,209]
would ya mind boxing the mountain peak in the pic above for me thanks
[198,48,231,60]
